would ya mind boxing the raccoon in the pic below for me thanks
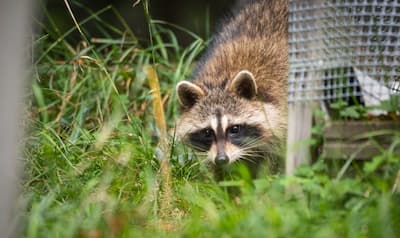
[175,0,288,176]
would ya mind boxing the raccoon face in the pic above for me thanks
[176,70,282,165]
[186,111,265,165]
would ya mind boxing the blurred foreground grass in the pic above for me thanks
[23,1,400,237]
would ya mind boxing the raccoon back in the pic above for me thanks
[193,0,288,108]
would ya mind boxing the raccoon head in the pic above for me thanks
[175,70,284,166]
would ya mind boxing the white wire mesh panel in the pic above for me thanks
[288,0,400,105]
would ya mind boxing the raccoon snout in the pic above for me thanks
[215,152,229,165]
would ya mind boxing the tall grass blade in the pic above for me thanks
[144,64,174,223]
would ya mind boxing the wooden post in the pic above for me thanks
[286,0,324,175]
[285,103,313,175]
[0,0,32,237]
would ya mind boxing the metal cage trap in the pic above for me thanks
[286,0,400,174]
[288,0,400,110]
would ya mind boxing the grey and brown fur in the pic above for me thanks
[175,0,288,176]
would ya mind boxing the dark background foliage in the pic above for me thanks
[43,0,234,46]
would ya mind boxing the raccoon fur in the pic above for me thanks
[175,0,288,176]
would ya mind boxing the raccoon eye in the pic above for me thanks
[228,125,240,135]
[202,128,213,138]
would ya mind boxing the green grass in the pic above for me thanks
[23,1,400,237]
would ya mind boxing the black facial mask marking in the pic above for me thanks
[188,128,214,152]
[227,124,263,146]
[188,123,263,153]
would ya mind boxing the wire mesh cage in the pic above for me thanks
[288,0,400,108]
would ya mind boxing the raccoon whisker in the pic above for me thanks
[241,154,265,162]
[184,144,210,153]
[191,148,208,154]
[241,145,269,154]
[240,137,268,148]
[241,144,280,158]
[241,136,284,155]
[230,157,252,166]
[232,148,264,164]
[245,147,281,158]
[241,150,266,156]
[238,157,258,164]
[242,145,267,153]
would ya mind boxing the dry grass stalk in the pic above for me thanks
[144,65,174,222]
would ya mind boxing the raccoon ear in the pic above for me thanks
[230,70,257,99]
[176,81,205,108]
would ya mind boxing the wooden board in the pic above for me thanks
[324,121,400,140]
[322,121,400,159]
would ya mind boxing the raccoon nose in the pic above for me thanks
[215,152,229,165]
